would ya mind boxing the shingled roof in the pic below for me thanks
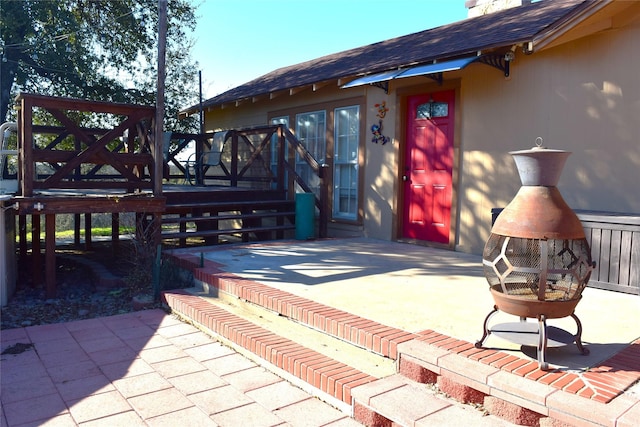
[183,0,590,114]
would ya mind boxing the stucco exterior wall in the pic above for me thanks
[198,15,638,256]
[361,90,397,241]
[455,19,640,254]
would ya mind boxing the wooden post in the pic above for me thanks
[319,164,330,238]
[179,213,187,247]
[152,0,168,250]
[136,212,143,242]
[154,0,167,197]
[18,96,34,197]
[84,213,92,250]
[31,214,41,286]
[74,213,81,246]
[277,125,285,192]
[111,213,120,255]
[19,214,27,260]
[45,214,56,298]
[287,132,296,198]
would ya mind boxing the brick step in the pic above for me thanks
[351,374,518,427]
[393,336,640,427]
[163,250,418,360]
[160,278,520,426]
[162,289,386,410]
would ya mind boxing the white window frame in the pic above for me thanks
[333,106,359,220]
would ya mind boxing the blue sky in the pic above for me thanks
[190,0,469,99]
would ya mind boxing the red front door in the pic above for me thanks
[402,90,455,244]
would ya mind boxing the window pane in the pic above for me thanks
[295,111,326,197]
[416,101,448,119]
[296,111,326,162]
[333,106,359,219]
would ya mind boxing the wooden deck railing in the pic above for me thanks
[13,94,328,237]
[16,93,157,196]
[165,124,329,237]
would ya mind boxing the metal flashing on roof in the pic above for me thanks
[340,69,405,93]
[396,56,479,79]
[341,53,512,92]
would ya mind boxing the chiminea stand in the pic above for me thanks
[476,305,588,371]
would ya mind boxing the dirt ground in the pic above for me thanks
[1,241,168,330]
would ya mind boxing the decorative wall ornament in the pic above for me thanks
[371,121,389,145]
[375,101,389,119]
[371,101,390,144]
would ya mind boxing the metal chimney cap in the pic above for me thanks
[508,138,571,186]
[509,137,570,156]
[509,147,569,155]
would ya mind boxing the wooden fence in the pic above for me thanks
[577,211,640,295]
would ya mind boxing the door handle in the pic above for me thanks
[402,175,409,182]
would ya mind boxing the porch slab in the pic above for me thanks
[175,237,639,372]
[164,237,640,425]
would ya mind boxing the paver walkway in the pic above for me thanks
[1,309,362,426]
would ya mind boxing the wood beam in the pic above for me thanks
[32,214,41,286]
[289,86,310,96]
[45,214,56,298]
[313,82,329,91]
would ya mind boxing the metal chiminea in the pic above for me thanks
[476,138,595,370]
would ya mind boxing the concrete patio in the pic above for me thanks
[163,237,640,426]
[186,237,639,372]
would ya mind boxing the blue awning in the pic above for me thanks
[341,56,479,90]
[394,56,478,79]
[340,69,405,89]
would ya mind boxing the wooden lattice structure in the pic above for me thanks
[6,94,330,298]
[13,93,166,297]
[17,93,160,195]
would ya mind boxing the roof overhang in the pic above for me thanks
[340,53,512,93]
[531,0,613,52]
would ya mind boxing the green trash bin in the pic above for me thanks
[295,192,315,240]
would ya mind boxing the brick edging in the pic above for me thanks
[165,248,640,403]
[413,329,640,404]
[162,290,376,404]
[164,248,639,426]
[164,250,416,359]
